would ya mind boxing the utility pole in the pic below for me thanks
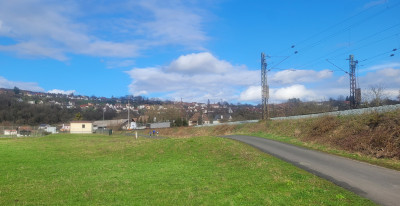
[127,99,130,130]
[348,54,360,109]
[261,52,269,120]
[326,57,361,109]
[103,107,105,121]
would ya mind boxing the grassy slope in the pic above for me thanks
[155,109,400,170]
[0,134,373,205]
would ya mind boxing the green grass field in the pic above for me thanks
[0,134,375,205]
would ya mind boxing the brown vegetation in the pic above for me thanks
[291,111,400,159]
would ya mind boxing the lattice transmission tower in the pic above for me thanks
[348,54,361,109]
[261,52,269,120]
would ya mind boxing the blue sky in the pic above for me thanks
[0,0,399,104]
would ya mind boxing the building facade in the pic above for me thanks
[70,121,93,134]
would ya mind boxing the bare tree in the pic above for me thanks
[398,90,400,102]
[364,84,388,107]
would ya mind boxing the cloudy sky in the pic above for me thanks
[0,0,399,104]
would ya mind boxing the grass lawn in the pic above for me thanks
[0,134,375,205]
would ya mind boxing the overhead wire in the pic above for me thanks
[295,31,400,70]
[331,32,400,59]
[273,1,389,56]
[275,47,398,75]
[268,1,400,77]
[294,22,400,68]
[360,47,399,63]
[295,1,400,55]
[269,56,291,70]
[326,59,348,74]
[268,1,400,74]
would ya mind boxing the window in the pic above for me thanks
[82,124,85,128]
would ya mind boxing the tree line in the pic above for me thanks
[0,95,117,125]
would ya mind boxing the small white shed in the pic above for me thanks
[70,121,93,134]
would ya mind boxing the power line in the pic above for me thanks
[360,47,399,63]
[269,56,291,70]
[271,2,400,71]
[331,32,400,59]
[296,1,400,55]
[274,1,390,56]
[326,59,348,74]
[295,31,400,70]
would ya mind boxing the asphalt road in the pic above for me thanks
[223,135,400,206]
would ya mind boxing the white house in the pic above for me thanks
[45,127,57,134]
[4,130,17,136]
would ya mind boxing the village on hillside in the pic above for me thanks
[1,87,399,137]
[0,87,257,136]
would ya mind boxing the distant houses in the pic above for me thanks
[4,130,17,136]
[188,113,210,126]
[213,114,232,124]
[2,126,32,136]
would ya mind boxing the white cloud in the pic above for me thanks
[168,52,234,74]
[359,62,400,72]
[239,86,261,101]
[0,76,44,92]
[272,85,319,101]
[357,63,400,100]
[239,84,321,102]
[359,67,400,99]
[127,52,335,103]
[0,42,67,61]
[126,56,399,103]
[137,0,208,49]
[270,69,333,85]
[0,0,209,60]
[48,89,76,95]
[126,52,256,102]
[360,68,400,87]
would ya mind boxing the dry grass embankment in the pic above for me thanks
[150,109,400,168]
[263,110,400,160]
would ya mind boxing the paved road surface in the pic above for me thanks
[223,135,400,206]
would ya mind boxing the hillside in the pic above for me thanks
[154,109,400,169]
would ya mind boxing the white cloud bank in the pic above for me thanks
[127,52,333,103]
[0,76,79,95]
[271,69,333,85]
[359,65,400,100]
[126,52,257,102]
[238,62,400,103]
[239,85,319,102]
[0,0,208,61]
[0,76,44,92]
[48,89,76,95]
